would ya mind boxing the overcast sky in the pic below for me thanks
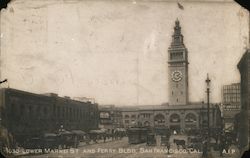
[0,0,249,106]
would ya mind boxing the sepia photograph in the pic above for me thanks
[0,0,249,157]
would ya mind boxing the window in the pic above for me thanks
[28,106,32,117]
[144,121,150,126]
[185,113,197,123]
[131,115,136,119]
[141,113,150,118]
[20,105,24,115]
[37,106,41,117]
[170,114,180,123]
[56,107,59,117]
[70,108,72,119]
[62,107,65,117]
[154,114,165,125]
[66,107,69,119]
[44,107,47,117]
[11,104,15,113]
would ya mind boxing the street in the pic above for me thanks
[17,134,241,158]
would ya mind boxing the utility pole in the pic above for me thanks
[205,74,211,157]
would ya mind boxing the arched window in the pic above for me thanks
[185,113,197,123]
[170,113,180,123]
[144,121,150,127]
[124,115,129,119]
[154,114,165,125]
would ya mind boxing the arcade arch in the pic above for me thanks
[154,114,165,126]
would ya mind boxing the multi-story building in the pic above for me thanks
[222,83,241,132]
[237,49,250,152]
[99,105,123,133]
[121,107,139,129]
[0,88,99,144]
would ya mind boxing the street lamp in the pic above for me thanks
[205,74,211,154]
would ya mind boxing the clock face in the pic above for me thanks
[172,71,182,82]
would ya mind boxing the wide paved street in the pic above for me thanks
[17,135,241,158]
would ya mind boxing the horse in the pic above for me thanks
[173,139,186,150]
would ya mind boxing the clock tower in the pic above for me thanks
[168,19,189,106]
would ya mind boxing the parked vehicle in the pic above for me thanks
[22,137,43,149]
[89,129,106,143]
[71,130,86,143]
[160,135,169,146]
[187,136,202,151]
[42,133,59,150]
[127,127,148,144]
[58,130,78,148]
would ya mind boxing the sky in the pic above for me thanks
[0,0,249,106]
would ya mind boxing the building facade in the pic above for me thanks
[221,83,241,132]
[99,105,123,133]
[0,88,99,144]
[120,19,222,134]
[121,104,221,134]
[237,50,250,151]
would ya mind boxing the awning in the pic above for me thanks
[71,130,86,135]
[89,130,105,134]
[44,133,57,137]
[115,128,126,132]
[58,130,72,135]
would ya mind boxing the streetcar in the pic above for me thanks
[127,127,148,144]
[146,133,156,146]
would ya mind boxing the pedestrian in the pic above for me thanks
[166,141,170,154]
[219,133,226,156]
[74,136,78,148]
[173,130,177,135]
[94,135,97,143]
[85,134,90,145]
[202,140,208,158]
[219,141,224,156]
[241,150,250,158]
[111,129,114,141]
[103,134,106,143]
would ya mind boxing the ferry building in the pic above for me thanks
[121,20,222,133]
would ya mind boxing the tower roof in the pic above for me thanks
[170,19,184,47]
[174,19,181,35]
